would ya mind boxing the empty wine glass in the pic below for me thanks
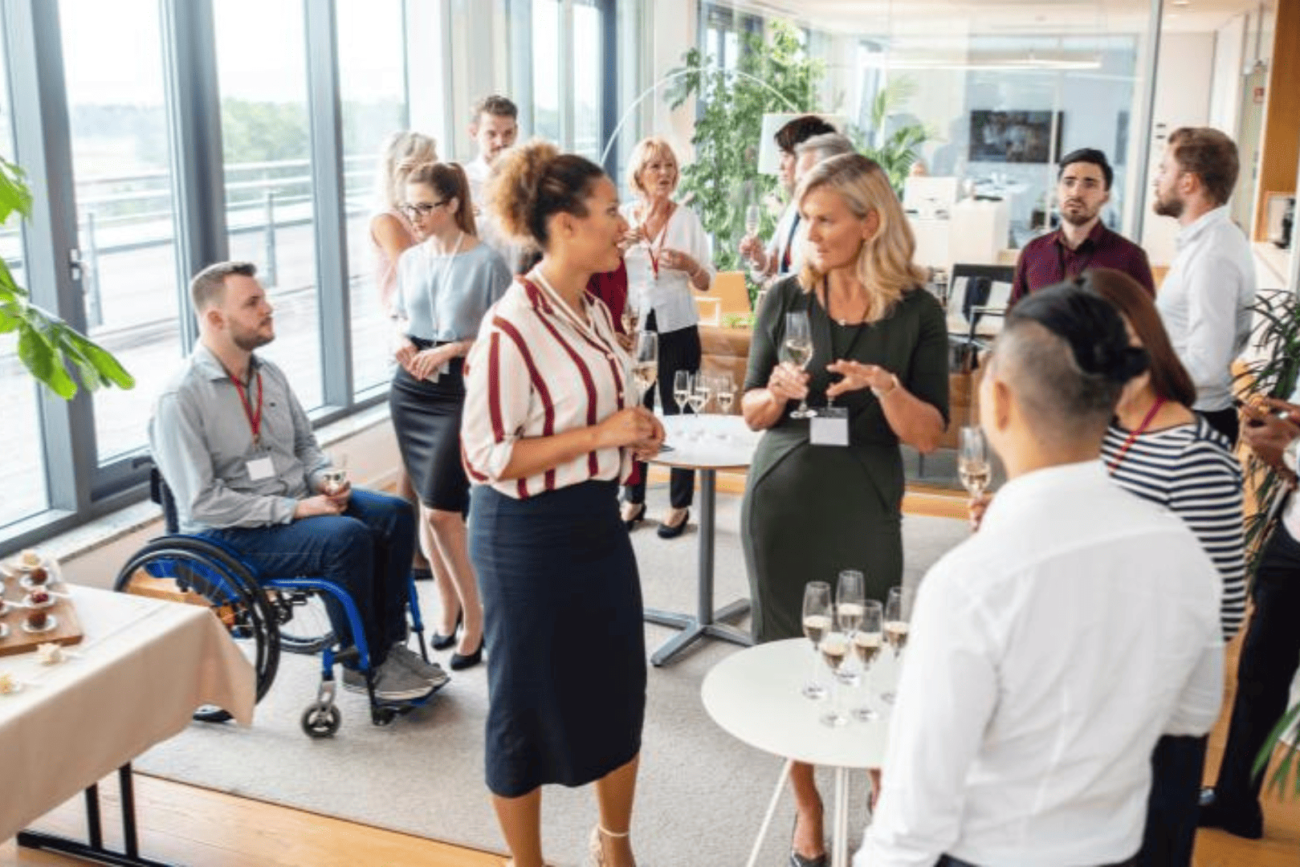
[849,599,884,721]
[801,581,832,700]
[780,311,815,419]
[745,204,761,238]
[880,585,915,705]
[630,331,658,404]
[672,370,692,414]
[958,426,991,498]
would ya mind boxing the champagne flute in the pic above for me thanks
[631,331,658,404]
[713,374,735,440]
[672,370,692,414]
[849,600,883,721]
[818,630,851,727]
[880,585,914,705]
[745,204,761,238]
[958,425,992,498]
[801,582,832,700]
[780,311,815,419]
[836,570,866,637]
[621,292,641,336]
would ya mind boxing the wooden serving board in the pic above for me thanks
[0,565,84,657]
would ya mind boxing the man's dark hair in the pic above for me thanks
[190,261,257,313]
[1057,148,1114,190]
[774,115,837,156]
[471,95,518,124]
[996,282,1148,439]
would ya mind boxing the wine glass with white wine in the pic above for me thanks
[849,599,883,721]
[712,374,735,440]
[631,331,658,405]
[621,292,641,336]
[780,311,815,419]
[801,581,832,700]
[818,629,852,727]
[958,425,992,498]
[880,585,914,704]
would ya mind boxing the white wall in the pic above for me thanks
[1140,32,1215,266]
[1210,13,1246,134]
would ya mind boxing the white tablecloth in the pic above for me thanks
[0,585,255,841]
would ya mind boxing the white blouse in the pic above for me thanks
[461,272,636,499]
[620,201,715,334]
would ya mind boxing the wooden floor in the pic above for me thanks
[4,490,1298,866]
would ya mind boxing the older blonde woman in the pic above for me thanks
[619,136,714,538]
[740,153,949,866]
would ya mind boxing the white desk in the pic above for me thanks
[1,585,255,863]
[703,638,890,867]
[643,414,761,666]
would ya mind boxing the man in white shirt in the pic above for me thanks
[857,284,1224,867]
[1153,127,1257,446]
[463,95,522,270]
[1199,390,1300,840]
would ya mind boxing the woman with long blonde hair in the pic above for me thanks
[740,153,949,866]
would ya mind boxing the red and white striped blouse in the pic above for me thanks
[462,272,636,499]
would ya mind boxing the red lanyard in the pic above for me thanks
[1108,397,1164,472]
[640,204,672,279]
[230,369,264,446]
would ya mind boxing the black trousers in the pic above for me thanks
[1198,407,1239,448]
[1137,734,1208,867]
[624,314,700,509]
[1211,518,1300,816]
[937,856,1136,867]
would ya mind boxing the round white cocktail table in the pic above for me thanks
[702,638,891,867]
[642,413,760,666]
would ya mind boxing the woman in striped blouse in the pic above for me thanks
[462,141,664,867]
[1084,268,1244,867]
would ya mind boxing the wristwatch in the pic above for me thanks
[1284,435,1299,474]
[871,373,899,398]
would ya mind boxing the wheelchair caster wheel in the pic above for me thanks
[371,706,398,726]
[302,704,341,738]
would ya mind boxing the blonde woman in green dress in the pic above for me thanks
[741,153,949,867]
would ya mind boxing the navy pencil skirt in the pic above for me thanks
[469,479,647,798]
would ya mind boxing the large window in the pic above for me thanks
[531,0,562,143]
[572,0,605,160]
[60,0,182,464]
[215,0,323,409]
[338,0,410,396]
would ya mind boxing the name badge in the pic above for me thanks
[246,456,275,480]
[809,407,849,446]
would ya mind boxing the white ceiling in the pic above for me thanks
[733,0,1269,36]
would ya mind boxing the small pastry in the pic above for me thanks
[26,610,48,630]
[37,642,65,664]
[27,589,52,608]
[26,566,49,586]
[0,672,16,694]
[19,549,42,570]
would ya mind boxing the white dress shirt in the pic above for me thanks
[1156,206,1257,412]
[766,200,804,277]
[621,201,715,334]
[464,155,491,211]
[461,273,635,499]
[463,154,525,271]
[858,461,1223,867]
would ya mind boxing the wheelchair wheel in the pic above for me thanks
[301,704,341,739]
[269,589,335,656]
[115,536,280,722]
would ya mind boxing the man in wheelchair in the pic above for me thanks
[148,260,448,704]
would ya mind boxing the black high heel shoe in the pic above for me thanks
[450,636,484,670]
[622,502,646,530]
[656,508,690,539]
[431,610,462,651]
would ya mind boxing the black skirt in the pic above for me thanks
[389,354,469,512]
[469,480,647,797]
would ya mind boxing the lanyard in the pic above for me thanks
[1056,232,1096,281]
[1107,397,1165,472]
[230,367,265,446]
[641,204,673,279]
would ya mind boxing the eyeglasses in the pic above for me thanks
[400,200,448,219]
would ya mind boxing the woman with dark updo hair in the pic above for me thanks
[462,140,663,867]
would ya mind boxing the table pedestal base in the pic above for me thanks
[17,764,175,867]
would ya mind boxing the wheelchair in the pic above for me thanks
[114,465,436,738]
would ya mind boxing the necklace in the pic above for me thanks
[822,280,870,325]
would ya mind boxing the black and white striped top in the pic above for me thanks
[1102,415,1246,639]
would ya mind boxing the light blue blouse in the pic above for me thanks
[394,241,512,342]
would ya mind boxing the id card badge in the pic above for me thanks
[809,407,849,446]
[246,456,275,480]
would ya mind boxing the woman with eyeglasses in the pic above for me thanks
[389,160,512,672]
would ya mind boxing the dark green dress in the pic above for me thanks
[741,276,950,642]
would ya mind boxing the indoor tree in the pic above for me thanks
[0,156,133,398]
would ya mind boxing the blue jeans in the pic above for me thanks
[203,488,415,668]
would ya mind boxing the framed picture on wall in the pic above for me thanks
[968,110,1064,163]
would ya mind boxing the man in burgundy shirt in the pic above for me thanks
[1010,148,1154,305]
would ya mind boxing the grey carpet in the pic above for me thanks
[134,489,969,866]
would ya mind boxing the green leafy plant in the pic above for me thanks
[853,78,930,196]
[664,21,821,282]
[1235,289,1300,799]
[0,156,133,398]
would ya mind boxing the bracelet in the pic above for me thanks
[870,373,899,398]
